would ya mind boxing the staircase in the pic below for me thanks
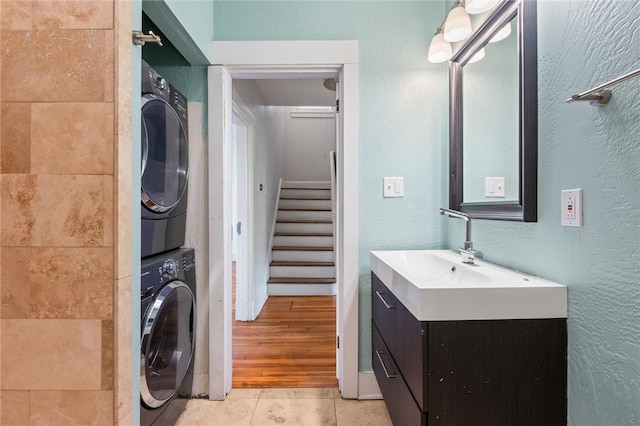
[268,182,336,296]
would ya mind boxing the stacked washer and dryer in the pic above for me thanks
[140,60,196,426]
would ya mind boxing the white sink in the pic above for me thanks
[370,250,567,321]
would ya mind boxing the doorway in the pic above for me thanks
[207,40,360,400]
[232,98,255,322]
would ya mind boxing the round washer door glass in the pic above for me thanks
[141,95,188,213]
[141,281,195,408]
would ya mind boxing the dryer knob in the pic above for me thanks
[163,260,177,275]
[156,77,167,91]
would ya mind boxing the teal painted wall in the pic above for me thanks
[165,0,639,422]
[445,1,639,424]
[164,0,215,63]
[213,0,450,372]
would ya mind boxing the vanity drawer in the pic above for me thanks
[372,321,426,426]
[372,272,428,410]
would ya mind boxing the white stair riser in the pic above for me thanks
[270,265,336,278]
[268,283,337,296]
[274,235,333,247]
[278,210,332,221]
[276,222,332,234]
[272,250,334,262]
[281,189,331,199]
[279,199,331,210]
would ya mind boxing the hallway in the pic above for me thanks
[232,264,338,388]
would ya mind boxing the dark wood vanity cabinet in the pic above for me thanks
[372,272,567,426]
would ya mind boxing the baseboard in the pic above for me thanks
[268,283,337,296]
[253,289,268,319]
[358,371,382,400]
[191,373,209,398]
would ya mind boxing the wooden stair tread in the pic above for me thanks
[277,220,332,224]
[271,261,335,267]
[282,187,330,190]
[280,197,331,201]
[273,246,333,251]
[267,277,336,284]
[275,232,332,237]
[279,208,331,212]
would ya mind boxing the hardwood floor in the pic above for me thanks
[232,264,338,388]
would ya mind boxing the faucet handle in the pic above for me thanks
[459,247,477,264]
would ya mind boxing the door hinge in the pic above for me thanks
[236,221,242,235]
[336,98,340,112]
[337,336,340,349]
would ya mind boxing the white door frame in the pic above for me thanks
[207,40,359,400]
[232,96,255,321]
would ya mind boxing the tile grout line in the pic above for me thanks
[246,390,263,426]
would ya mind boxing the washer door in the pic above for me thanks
[141,94,189,213]
[141,281,196,409]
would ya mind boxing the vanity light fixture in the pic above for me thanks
[465,0,500,15]
[468,47,486,63]
[428,27,453,63]
[443,0,473,42]
[489,21,512,43]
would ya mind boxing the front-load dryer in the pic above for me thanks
[140,247,196,426]
[141,60,189,258]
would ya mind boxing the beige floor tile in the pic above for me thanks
[259,388,336,400]
[227,388,263,400]
[251,399,336,426]
[335,399,392,426]
[176,398,258,426]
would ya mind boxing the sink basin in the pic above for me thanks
[370,250,567,321]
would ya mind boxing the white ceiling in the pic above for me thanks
[252,79,337,107]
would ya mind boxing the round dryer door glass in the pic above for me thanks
[140,281,195,408]
[141,95,188,213]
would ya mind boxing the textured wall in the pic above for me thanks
[444,1,639,424]
[214,0,449,371]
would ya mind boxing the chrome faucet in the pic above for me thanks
[439,208,479,264]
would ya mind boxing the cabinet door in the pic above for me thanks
[371,273,429,410]
[427,320,567,426]
[372,322,427,426]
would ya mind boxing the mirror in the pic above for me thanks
[449,0,537,221]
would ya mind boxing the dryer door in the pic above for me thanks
[141,281,196,408]
[141,94,189,213]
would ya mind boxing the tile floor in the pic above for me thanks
[176,388,392,426]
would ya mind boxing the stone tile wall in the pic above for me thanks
[0,1,132,424]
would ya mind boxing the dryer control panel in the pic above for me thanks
[140,248,196,300]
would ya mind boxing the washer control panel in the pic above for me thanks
[140,249,196,300]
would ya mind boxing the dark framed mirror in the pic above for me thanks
[449,0,537,221]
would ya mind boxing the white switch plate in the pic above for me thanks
[383,177,404,198]
[486,177,505,198]
[561,188,582,227]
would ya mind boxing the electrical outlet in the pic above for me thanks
[561,188,582,227]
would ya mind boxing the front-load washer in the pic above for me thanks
[140,247,196,426]
[141,60,189,259]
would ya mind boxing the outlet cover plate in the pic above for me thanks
[561,188,582,227]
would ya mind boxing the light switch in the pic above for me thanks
[486,177,505,198]
[383,177,404,198]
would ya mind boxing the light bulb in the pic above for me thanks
[465,0,500,14]
[468,47,485,63]
[443,5,472,42]
[428,32,453,63]
[489,21,512,43]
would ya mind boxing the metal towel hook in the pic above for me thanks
[132,30,163,47]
